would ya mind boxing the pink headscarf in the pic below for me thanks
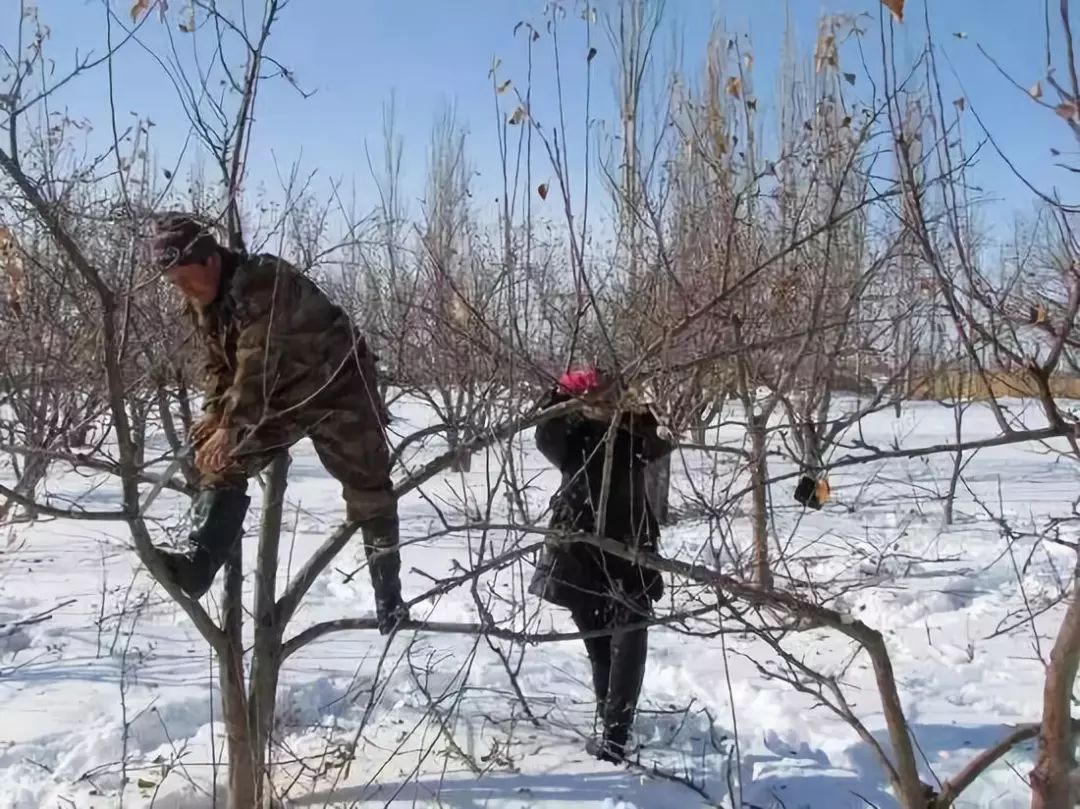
[557,367,602,395]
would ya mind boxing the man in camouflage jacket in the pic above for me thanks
[149,212,408,634]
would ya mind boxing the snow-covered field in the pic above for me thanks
[1,395,1076,808]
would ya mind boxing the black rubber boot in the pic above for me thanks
[569,600,613,732]
[585,635,612,719]
[592,624,648,763]
[157,487,250,599]
[362,513,409,635]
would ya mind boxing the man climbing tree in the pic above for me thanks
[147,212,409,634]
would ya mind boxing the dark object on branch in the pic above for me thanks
[794,473,830,510]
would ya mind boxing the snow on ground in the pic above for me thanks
[0,395,1075,808]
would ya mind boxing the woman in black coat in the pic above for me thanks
[529,367,674,763]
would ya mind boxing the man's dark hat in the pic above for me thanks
[150,211,218,271]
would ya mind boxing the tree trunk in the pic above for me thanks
[0,450,48,522]
[645,453,672,525]
[944,399,965,527]
[448,427,472,473]
[691,421,708,446]
[1030,579,1080,809]
[749,414,773,589]
[249,453,289,808]
[863,633,930,808]
[943,451,961,526]
[220,544,256,809]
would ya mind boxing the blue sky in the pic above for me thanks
[6,0,1077,236]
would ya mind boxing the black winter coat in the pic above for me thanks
[528,389,674,610]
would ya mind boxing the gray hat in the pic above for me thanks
[149,211,218,271]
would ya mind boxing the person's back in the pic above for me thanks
[190,249,377,430]
[529,368,672,764]
[553,409,660,544]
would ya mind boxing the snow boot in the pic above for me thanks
[362,513,409,635]
[158,487,250,599]
[590,624,648,764]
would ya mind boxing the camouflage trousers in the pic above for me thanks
[193,372,397,547]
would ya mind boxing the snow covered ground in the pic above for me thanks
[1,395,1076,808]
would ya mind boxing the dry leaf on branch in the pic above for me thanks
[1029,81,1043,100]
[130,0,150,22]
[954,97,966,111]
[587,47,597,62]
[537,183,548,200]
[726,76,741,99]
[509,106,527,125]
[1056,101,1078,121]
[497,79,512,94]
[881,0,904,23]
[843,72,856,86]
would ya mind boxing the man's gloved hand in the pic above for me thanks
[195,427,237,474]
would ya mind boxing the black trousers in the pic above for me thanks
[568,592,650,755]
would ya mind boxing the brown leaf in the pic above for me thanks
[587,47,597,62]
[1056,101,1078,121]
[508,106,527,125]
[843,72,856,86]
[497,79,512,94]
[952,31,967,39]
[726,76,741,99]
[130,0,150,22]
[746,98,757,111]
[954,97,965,111]
[1029,81,1043,100]
[881,0,904,22]
[537,183,549,200]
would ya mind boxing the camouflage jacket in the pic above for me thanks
[190,250,370,430]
